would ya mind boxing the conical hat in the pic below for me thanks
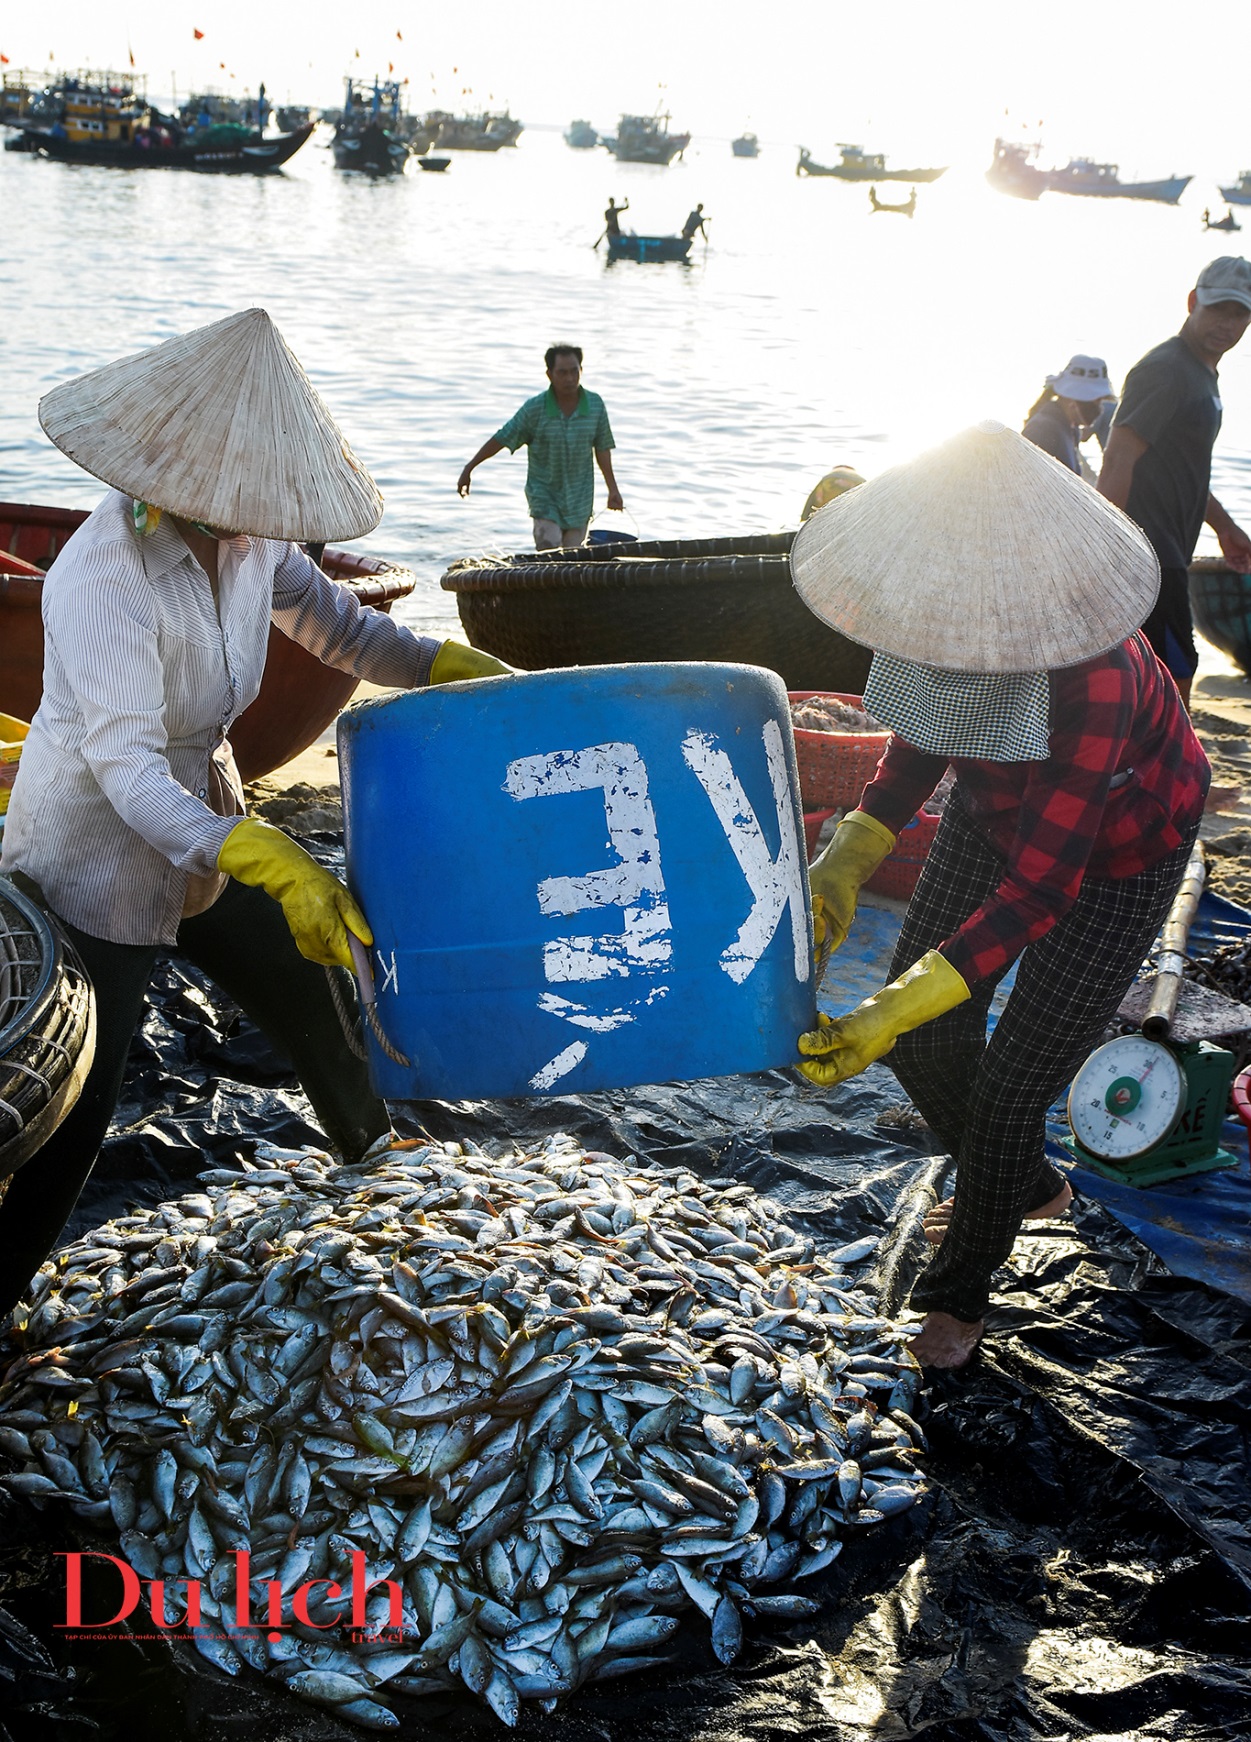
[39,308,383,541]
[790,420,1160,672]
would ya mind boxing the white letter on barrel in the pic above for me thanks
[681,720,808,983]
[503,743,672,983]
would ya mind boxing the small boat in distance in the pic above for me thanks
[732,132,759,158]
[604,113,690,165]
[1219,170,1251,206]
[869,185,916,217]
[985,137,1049,200]
[796,143,946,183]
[1203,207,1241,233]
[1046,157,1191,204]
[428,110,522,150]
[565,119,598,149]
[607,233,693,262]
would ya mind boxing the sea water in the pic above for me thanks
[3,128,1250,639]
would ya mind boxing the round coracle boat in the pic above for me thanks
[440,531,874,693]
[0,875,95,1182]
[1189,557,1251,675]
[0,503,417,783]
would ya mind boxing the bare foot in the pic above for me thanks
[908,1311,984,1369]
[922,1181,1074,1247]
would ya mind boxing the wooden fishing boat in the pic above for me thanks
[0,503,416,783]
[607,233,693,262]
[565,119,598,149]
[797,144,946,182]
[1219,171,1251,206]
[1046,158,1191,203]
[24,117,314,171]
[331,78,413,175]
[985,137,1049,200]
[440,531,873,692]
[731,133,759,158]
[604,113,690,165]
[1189,559,1251,675]
[1202,208,1241,233]
[418,155,451,172]
[426,110,522,150]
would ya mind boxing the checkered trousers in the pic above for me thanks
[889,788,1198,1323]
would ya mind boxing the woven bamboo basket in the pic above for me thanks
[441,532,874,692]
[865,809,941,900]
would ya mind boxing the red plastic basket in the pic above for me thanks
[802,808,837,860]
[865,808,941,901]
[788,691,890,810]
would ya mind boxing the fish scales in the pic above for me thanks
[0,1135,925,1726]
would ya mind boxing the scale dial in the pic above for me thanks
[1067,1035,1186,1161]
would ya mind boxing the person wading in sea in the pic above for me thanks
[1098,256,1251,707]
[457,344,624,550]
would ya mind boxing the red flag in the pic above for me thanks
[128,47,135,67]
[193,28,204,39]
[0,54,10,64]
[387,61,393,73]
[396,29,403,40]
[219,61,225,69]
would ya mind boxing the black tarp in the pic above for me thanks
[2,831,1250,1742]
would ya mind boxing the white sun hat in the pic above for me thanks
[789,420,1159,673]
[38,307,383,542]
[1046,354,1114,402]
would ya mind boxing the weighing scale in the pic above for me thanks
[1064,1032,1238,1186]
[1063,843,1249,1187]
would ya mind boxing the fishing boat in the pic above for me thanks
[869,185,916,216]
[731,132,759,158]
[6,69,313,172]
[1189,560,1251,677]
[441,531,873,692]
[604,113,690,165]
[1219,171,1251,206]
[985,137,1049,200]
[565,119,598,149]
[1046,158,1191,203]
[1203,208,1242,233]
[418,155,451,172]
[426,110,522,150]
[0,503,416,783]
[607,233,693,262]
[331,78,412,174]
[276,104,313,134]
[796,143,946,182]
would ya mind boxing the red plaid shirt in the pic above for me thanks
[858,634,1210,986]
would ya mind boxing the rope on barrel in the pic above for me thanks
[325,967,411,1068]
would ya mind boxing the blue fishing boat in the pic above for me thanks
[607,233,692,262]
[1219,170,1251,206]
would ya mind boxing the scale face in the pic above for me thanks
[1067,1035,1186,1161]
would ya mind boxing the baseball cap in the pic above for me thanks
[1195,256,1251,311]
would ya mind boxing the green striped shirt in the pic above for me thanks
[494,387,614,526]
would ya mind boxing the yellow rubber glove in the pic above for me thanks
[217,819,371,970]
[809,810,896,955]
[428,641,511,684]
[796,949,970,1087]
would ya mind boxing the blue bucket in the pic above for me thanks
[586,528,638,546]
[338,663,815,1101]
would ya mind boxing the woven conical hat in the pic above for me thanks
[790,420,1160,672]
[39,308,382,541]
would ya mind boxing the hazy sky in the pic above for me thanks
[4,1,1250,173]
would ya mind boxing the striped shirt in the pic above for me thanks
[494,388,614,527]
[1,491,440,946]
[857,634,1210,986]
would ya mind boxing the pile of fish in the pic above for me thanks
[0,1136,926,1728]
[789,695,885,734]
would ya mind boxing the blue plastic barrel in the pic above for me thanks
[338,663,815,1100]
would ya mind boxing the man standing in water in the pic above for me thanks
[682,203,709,241]
[1098,257,1251,706]
[457,344,623,550]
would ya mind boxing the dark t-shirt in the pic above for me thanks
[1113,334,1222,568]
[1022,399,1079,472]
